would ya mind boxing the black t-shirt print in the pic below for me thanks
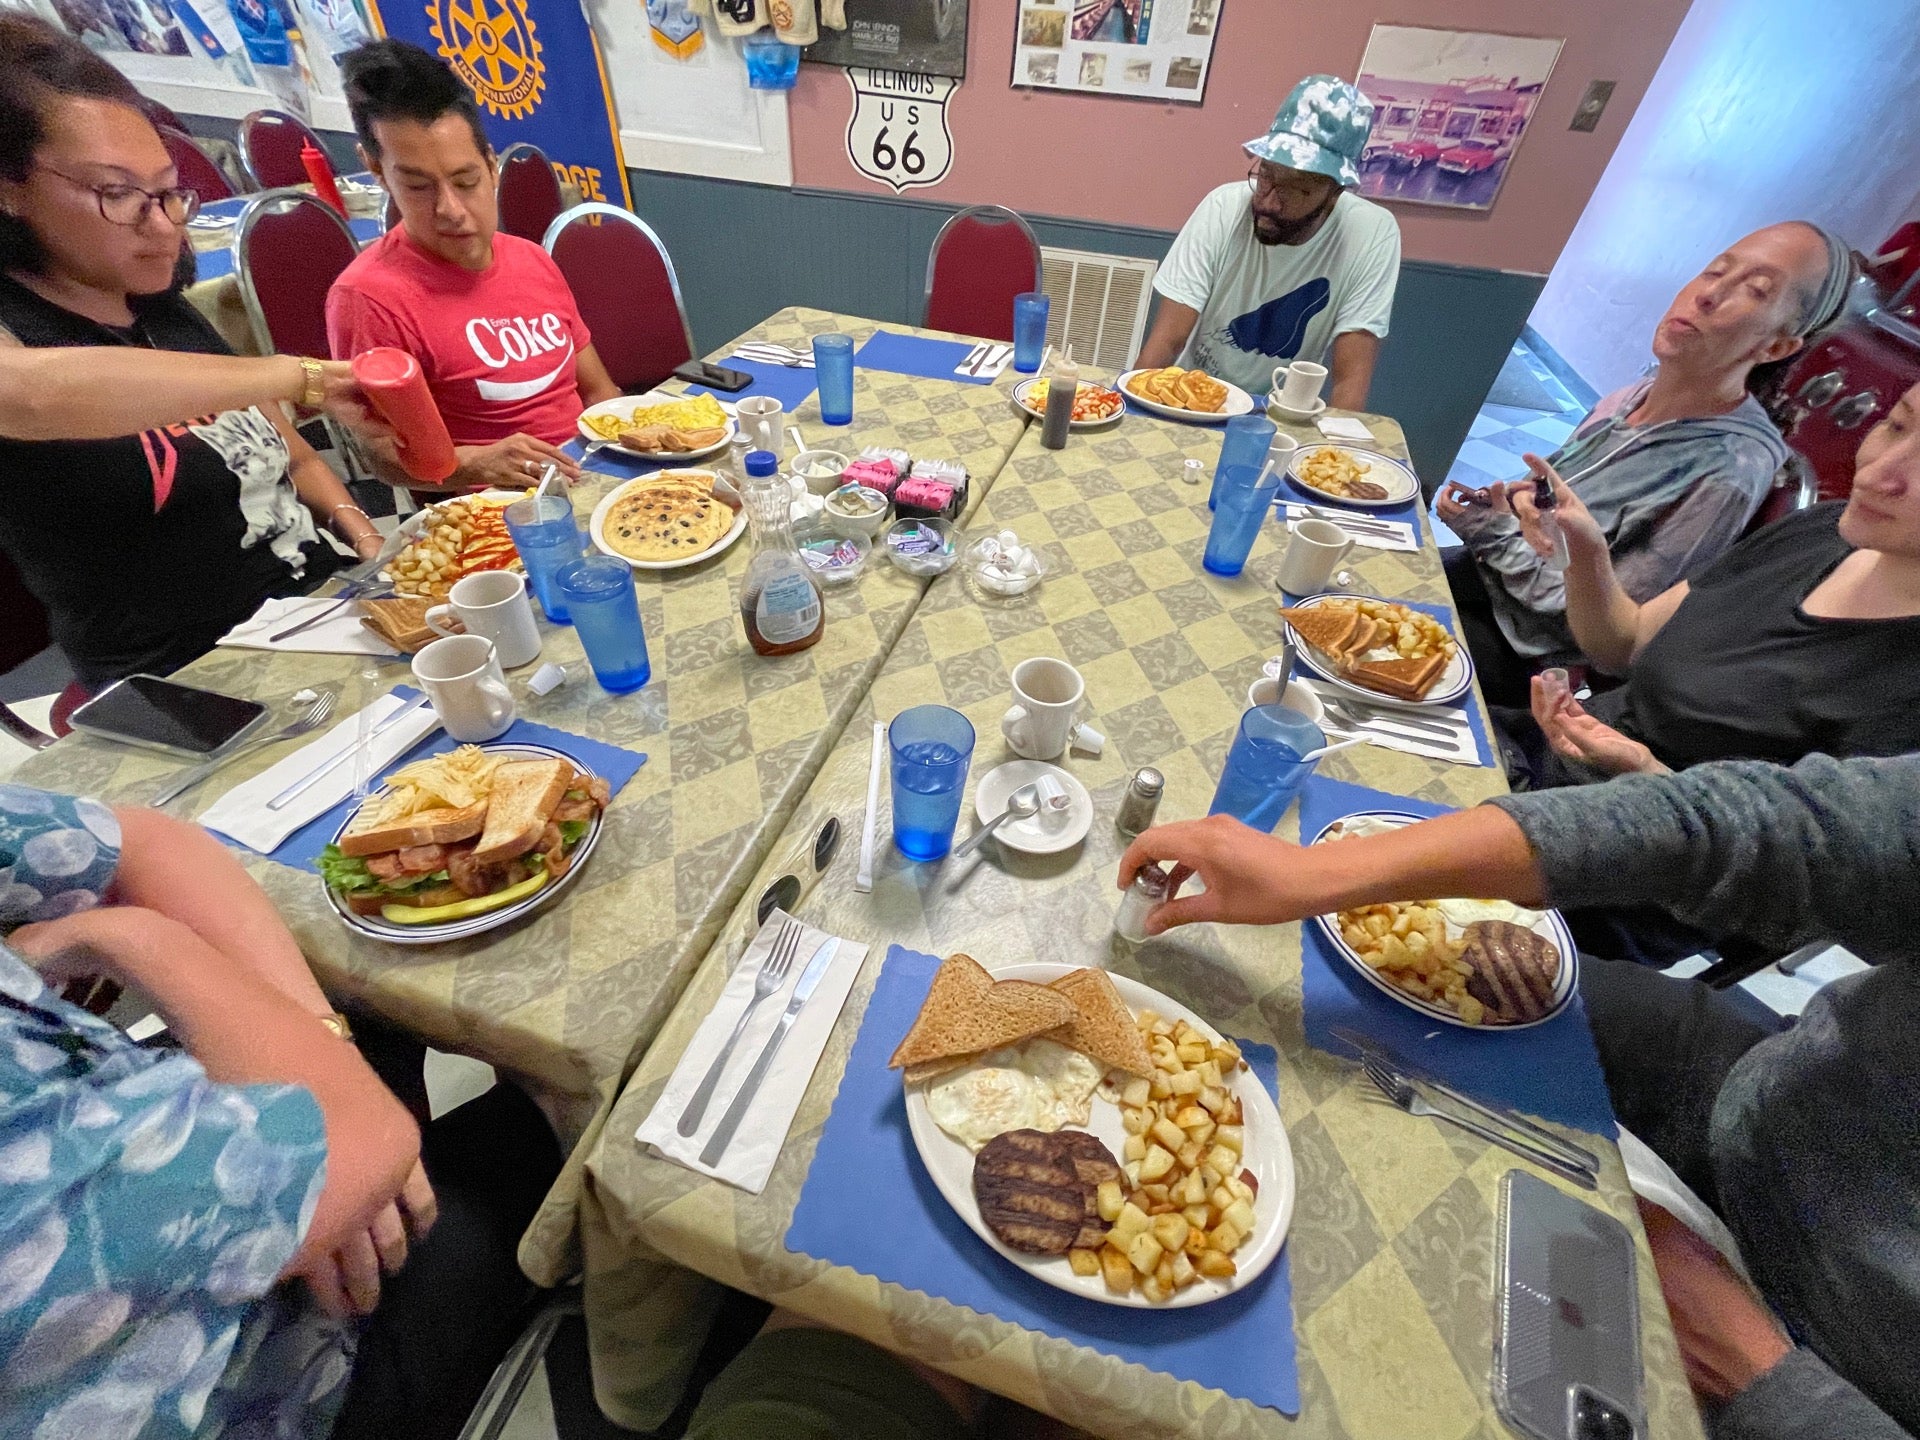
[0,276,335,688]
[1592,503,1920,769]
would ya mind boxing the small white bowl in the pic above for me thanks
[822,484,891,538]
[1246,675,1325,726]
[791,449,850,496]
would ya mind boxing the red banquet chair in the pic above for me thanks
[498,141,565,244]
[542,204,695,393]
[239,108,331,190]
[159,126,234,205]
[922,204,1043,342]
[234,191,360,358]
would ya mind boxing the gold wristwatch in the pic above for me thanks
[297,356,327,409]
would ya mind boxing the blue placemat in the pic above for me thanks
[1296,774,1616,1135]
[786,945,1300,1416]
[686,357,819,413]
[1283,599,1494,768]
[192,216,381,282]
[262,688,647,873]
[853,331,1000,386]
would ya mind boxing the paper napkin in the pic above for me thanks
[217,596,399,657]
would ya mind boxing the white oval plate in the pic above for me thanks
[577,391,737,461]
[904,962,1294,1308]
[1116,369,1256,425]
[1286,445,1420,510]
[1281,592,1475,708]
[971,760,1092,855]
[589,470,749,572]
[1306,811,1578,1029]
[322,741,604,946]
[1010,378,1125,430]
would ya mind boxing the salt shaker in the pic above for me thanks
[1114,863,1170,943]
[1114,767,1164,839]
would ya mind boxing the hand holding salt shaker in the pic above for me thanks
[1115,863,1170,943]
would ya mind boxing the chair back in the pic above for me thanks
[240,109,329,190]
[922,204,1043,341]
[1744,451,1821,537]
[160,127,234,205]
[542,204,695,393]
[235,191,361,359]
[498,142,565,243]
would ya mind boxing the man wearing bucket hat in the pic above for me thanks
[1136,75,1400,409]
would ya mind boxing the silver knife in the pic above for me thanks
[972,343,1012,376]
[1332,1025,1600,1173]
[266,692,434,811]
[955,341,988,375]
[1305,683,1464,737]
[700,935,840,1167]
[1283,505,1405,535]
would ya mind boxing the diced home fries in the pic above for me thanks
[1074,1010,1256,1302]
[1338,900,1485,1025]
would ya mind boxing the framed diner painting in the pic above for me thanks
[1354,24,1563,213]
[1011,0,1223,104]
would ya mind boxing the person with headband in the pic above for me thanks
[1439,223,1857,706]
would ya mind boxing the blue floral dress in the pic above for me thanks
[0,784,354,1438]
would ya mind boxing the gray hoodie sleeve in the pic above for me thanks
[1713,1348,1913,1440]
[1454,506,1568,615]
[1485,754,1920,965]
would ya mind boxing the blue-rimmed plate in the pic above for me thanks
[1116,369,1256,424]
[1306,810,1577,1029]
[323,741,604,946]
[1281,592,1475,709]
[1285,445,1420,510]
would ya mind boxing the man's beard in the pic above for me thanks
[1252,191,1338,247]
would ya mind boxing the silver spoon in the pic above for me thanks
[952,783,1041,859]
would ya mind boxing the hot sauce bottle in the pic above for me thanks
[739,450,824,656]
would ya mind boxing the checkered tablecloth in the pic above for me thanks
[574,411,1705,1438]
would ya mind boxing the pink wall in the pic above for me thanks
[788,0,1698,274]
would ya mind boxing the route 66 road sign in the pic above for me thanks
[845,68,957,193]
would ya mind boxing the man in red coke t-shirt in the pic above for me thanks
[327,40,620,491]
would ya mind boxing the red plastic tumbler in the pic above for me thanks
[300,141,347,216]
[351,348,458,483]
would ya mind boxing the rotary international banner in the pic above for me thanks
[365,0,630,207]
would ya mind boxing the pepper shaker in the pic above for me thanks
[1114,767,1164,839]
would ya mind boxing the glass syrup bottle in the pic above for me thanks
[739,449,824,657]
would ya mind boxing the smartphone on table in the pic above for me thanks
[1493,1170,1645,1440]
[673,360,753,393]
[68,675,268,759]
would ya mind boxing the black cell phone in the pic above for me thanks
[68,674,268,759]
[673,360,753,393]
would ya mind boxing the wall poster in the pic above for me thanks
[805,0,967,79]
[1353,24,1563,213]
[1010,0,1220,105]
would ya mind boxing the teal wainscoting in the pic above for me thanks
[625,171,1542,491]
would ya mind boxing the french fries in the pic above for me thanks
[1072,1010,1256,1300]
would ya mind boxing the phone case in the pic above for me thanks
[1492,1170,1644,1440]
[675,361,752,393]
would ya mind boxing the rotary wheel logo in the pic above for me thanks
[426,0,544,121]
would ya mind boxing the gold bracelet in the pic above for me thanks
[317,1011,354,1042]
[297,356,327,409]
[327,501,371,527]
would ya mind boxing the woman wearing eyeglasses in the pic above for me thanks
[0,14,385,694]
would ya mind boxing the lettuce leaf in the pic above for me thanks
[558,819,590,846]
[317,844,376,893]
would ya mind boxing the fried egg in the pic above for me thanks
[1430,896,1544,929]
[925,1039,1104,1151]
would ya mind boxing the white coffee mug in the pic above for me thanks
[1002,656,1103,760]
[1276,518,1354,596]
[426,570,541,669]
[412,634,516,742]
[1277,360,1328,409]
[1246,675,1326,726]
[736,395,783,456]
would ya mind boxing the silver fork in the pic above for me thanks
[152,689,338,805]
[1318,693,1462,739]
[676,919,803,1136]
[1361,1058,1595,1189]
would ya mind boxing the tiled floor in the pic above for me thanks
[1441,338,1591,497]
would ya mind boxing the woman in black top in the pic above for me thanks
[0,15,385,690]
[1494,378,1920,790]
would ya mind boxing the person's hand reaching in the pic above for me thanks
[1117,815,1327,936]
[1529,674,1668,775]
[457,434,582,490]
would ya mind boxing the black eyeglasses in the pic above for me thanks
[1246,161,1324,201]
[38,165,200,227]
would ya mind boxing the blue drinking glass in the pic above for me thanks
[1202,462,1284,577]
[1207,704,1325,833]
[1208,414,1277,511]
[555,555,651,693]
[1012,292,1050,372]
[504,494,584,623]
[813,333,855,426]
[889,704,975,861]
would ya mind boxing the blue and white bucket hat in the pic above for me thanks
[1244,75,1376,188]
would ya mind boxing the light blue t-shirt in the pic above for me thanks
[0,784,353,1440]
[1154,184,1401,397]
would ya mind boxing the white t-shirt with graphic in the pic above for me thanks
[1153,185,1401,397]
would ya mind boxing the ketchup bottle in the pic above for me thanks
[300,140,347,216]
[351,348,458,483]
